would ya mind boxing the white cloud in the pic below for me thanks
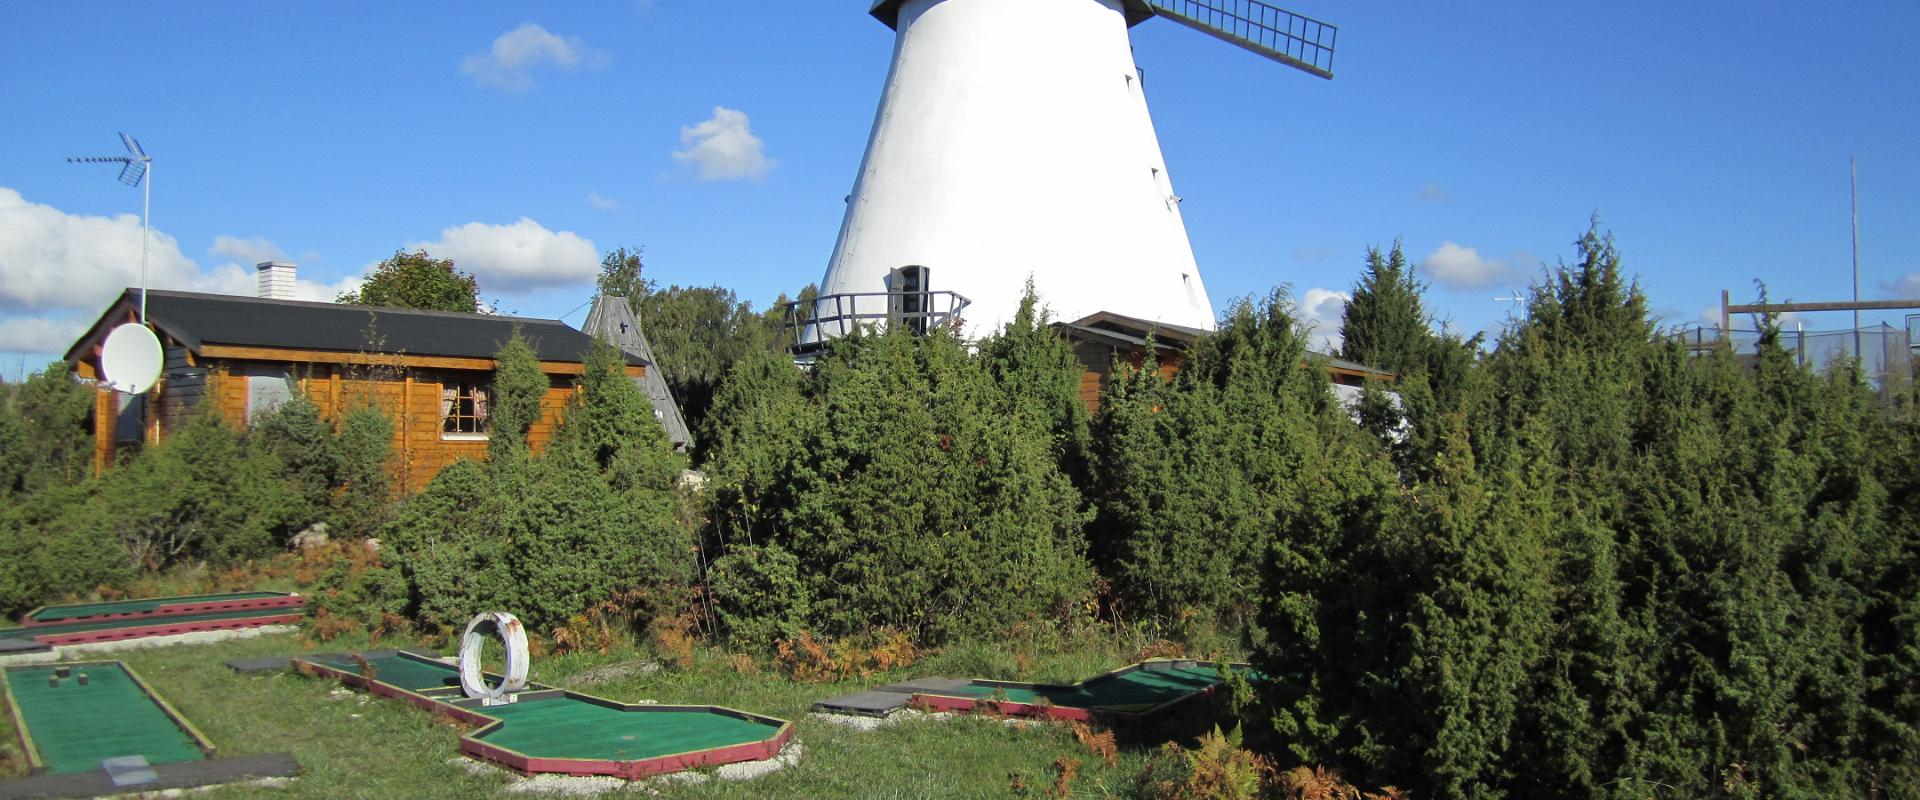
[1421,241,1520,291]
[209,235,286,266]
[405,217,599,293]
[586,191,619,211]
[0,317,87,355]
[1298,287,1351,354]
[0,188,362,357]
[1889,272,1920,298]
[673,107,774,181]
[460,22,606,93]
[1416,183,1453,204]
[0,187,201,314]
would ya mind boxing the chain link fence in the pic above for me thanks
[1669,322,1916,389]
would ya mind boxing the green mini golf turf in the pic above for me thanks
[478,699,777,761]
[28,592,286,623]
[305,653,464,693]
[939,665,1227,712]
[302,652,783,762]
[4,663,205,774]
[0,608,298,641]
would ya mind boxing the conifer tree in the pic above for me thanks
[703,322,1091,643]
[487,330,546,462]
[980,284,1092,483]
[1340,241,1430,377]
[1096,290,1357,625]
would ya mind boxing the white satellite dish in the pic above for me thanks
[100,323,163,395]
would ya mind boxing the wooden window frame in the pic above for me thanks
[441,379,490,440]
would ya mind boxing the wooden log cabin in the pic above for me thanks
[64,287,647,491]
[1050,310,1395,413]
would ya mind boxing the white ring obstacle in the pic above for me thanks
[459,611,529,705]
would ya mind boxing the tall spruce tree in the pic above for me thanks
[1340,241,1431,376]
[487,330,547,462]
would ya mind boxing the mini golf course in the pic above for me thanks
[294,650,794,780]
[0,592,305,656]
[22,591,301,627]
[0,661,297,798]
[905,659,1247,723]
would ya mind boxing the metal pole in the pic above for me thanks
[1851,157,1860,360]
[139,159,151,324]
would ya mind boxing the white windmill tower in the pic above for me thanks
[794,0,1335,352]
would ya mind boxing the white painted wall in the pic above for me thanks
[811,0,1215,343]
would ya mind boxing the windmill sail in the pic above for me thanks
[1146,0,1336,78]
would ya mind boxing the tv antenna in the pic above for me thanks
[69,132,153,324]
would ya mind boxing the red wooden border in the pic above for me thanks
[909,661,1238,725]
[295,653,794,781]
[23,594,305,628]
[29,613,305,646]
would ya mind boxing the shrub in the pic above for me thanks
[1092,290,1378,626]
[706,544,810,650]
[1250,224,1920,798]
[331,405,395,538]
[0,362,94,496]
[98,411,300,568]
[305,541,407,636]
[376,337,693,636]
[706,320,1093,644]
[0,483,135,614]
[1136,725,1269,800]
[486,329,545,461]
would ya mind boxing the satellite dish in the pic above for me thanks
[100,323,162,394]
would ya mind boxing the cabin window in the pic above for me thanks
[441,381,489,438]
[245,366,294,423]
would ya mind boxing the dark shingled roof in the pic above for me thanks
[66,289,643,367]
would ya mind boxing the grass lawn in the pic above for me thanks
[0,629,1242,798]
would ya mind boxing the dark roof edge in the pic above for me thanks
[62,289,202,365]
[133,288,577,328]
[871,0,1154,29]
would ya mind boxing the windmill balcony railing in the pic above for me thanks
[780,290,972,356]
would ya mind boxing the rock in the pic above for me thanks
[712,741,803,781]
[362,538,381,555]
[290,522,329,551]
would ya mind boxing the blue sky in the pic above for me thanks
[4,1,1917,377]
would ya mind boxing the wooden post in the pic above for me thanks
[402,370,414,491]
[1720,289,1731,341]
[145,387,160,446]
[93,387,114,477]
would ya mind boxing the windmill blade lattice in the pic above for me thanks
[1147,0,1337,78]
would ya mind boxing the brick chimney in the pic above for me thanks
[256,261,296,300]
